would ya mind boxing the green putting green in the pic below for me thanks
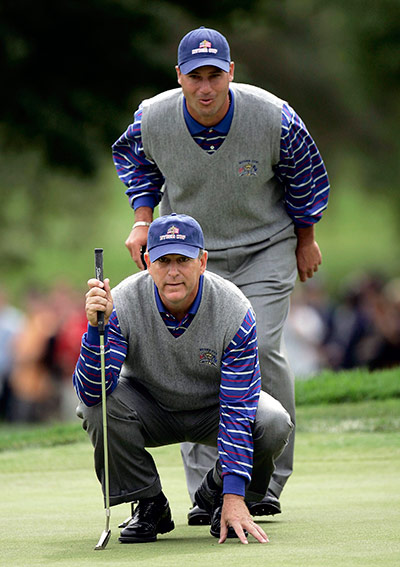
[1,401,399,566]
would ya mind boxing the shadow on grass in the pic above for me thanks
[40,526,276,566]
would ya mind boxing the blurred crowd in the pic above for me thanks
[1,270,399,422]
[0,283,87,423]
[284,272,400,379]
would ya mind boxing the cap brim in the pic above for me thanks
[149,243,200,263]
[179,58,230,74]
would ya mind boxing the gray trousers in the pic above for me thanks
[78,377,293,506]
[182,224,298,502]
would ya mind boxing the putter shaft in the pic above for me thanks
[94,332,111,550]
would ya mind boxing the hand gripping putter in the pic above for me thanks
[94,248,112,550]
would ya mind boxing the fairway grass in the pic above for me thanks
[1,406,399,567]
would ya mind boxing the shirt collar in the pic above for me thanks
[183,89,234,135]
[154,274,204,317]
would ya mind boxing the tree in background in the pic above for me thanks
[0,0,257,173]
[1,0,399,293]
[0,0,257,283]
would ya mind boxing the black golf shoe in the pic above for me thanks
[247,493,281,516]
[194,469,221,516]
[187,504,211,526]
[209,501,245,539]
[119,496,175,543]
[194,469,237,539]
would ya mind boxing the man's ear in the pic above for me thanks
[228,61,235,82]
[144,251,151,270]
[200,250,208,274]
[176,65,182,86]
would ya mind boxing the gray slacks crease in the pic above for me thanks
[78,378,293,507]
[182,224,298,503]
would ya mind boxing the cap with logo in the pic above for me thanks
[147,213,205,262]
[177,26,231,74]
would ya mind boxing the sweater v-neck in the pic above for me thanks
[179,90,237,160]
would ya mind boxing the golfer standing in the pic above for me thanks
[73,213,293,544]
[112,26,330,522]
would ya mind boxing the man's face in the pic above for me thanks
[146,252,207,318]
[176,63,234,126]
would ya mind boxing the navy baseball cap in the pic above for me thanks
[147,213,205,262]
[178,26,231,74]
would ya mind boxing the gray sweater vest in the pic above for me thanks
[141,82,292,250]
[112,270,251,411]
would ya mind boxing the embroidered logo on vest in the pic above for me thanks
[199,348,218,367]
[238,160,258,177]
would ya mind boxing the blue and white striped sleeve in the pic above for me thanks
[275,102,330,227]
[72,309,127,406]
[111,105,165,211]
[218,307,261,497]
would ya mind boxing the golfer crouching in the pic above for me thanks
[73,213,293,545]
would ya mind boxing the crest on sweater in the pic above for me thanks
[199,348,218,367]
[238,160,258,177]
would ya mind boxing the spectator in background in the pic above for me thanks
[0,286,25,418]
[284,282,328,378]
[7,287,60,422]
[3,282,94,423]
[362,276,400,370]
[52,284,87,420]
[318,271,400,372]
[320,273,376,370]
[285,271,400,379]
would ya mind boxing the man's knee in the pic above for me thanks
[254,391,294,453]
[76,401,104,438]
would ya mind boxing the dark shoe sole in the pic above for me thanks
[249,501,281,516]
[119,519,175,543]
[188,511,211,526]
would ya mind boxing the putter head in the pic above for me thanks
[95,529,111,550]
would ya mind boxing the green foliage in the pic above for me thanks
[1,0,399,184]
[0,421,84,452]
[0,149,112,297]
[1,0,169,174]
[1,1,400,297]
[295,367,400,405]
[2,158,399,302]
[229,0,400,196]
[1,367,399,452]
[0,0,257,174]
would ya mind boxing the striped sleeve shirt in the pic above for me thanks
[112,89,329,226]
[72,277,260,496]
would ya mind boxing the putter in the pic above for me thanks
[94,248,112,551]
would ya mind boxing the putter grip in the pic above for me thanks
[94,248,105,334]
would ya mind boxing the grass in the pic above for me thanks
[1,369,399,566]
[295,367,400,405]
[1,418,399,567]
[1,366,398,452]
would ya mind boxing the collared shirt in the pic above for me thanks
[73,274,260,497]
[155,274,204,337]
[112,88,330,227]
[183,90,234,155]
